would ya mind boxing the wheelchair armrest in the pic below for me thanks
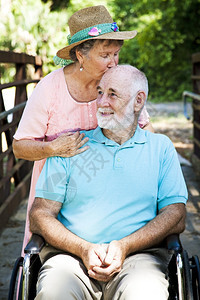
[165,234,182,253]
[24,234,45,255]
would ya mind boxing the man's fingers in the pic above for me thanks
[104,243,116,265]
[95,246,107,263]
[88,264,121,282]
[92,262,120,275]
[88,269,110,282]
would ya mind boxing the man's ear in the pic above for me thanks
[134,91,146,113]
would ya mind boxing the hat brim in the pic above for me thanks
[57,30,137,60]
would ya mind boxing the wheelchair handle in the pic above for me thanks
[24,234,45,255]
[166,234,182,252]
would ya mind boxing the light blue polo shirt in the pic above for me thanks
[35,126,188,244]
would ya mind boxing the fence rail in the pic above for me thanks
[0,50,42,230]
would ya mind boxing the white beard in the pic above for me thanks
[97,101,135,131]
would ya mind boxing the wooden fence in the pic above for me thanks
[191,53,200,177]
[0,51,42,230]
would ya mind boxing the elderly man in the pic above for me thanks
[30,65,187,300]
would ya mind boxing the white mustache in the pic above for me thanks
[97,108,114,114]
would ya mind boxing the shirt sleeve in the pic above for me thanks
[13,76,53,140]
[35,156,69,203]
[138,105,150,128]
[157,138,188,210]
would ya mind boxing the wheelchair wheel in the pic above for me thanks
[191,255,200,300]
[182,250,194,300]
[168,254,179,300]
[8,257,23,300]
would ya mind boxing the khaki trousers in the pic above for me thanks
[36,246,172,300]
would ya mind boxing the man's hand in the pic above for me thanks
[88,240,127,282]
[80,243,107,273]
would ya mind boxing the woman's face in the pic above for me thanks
[81,40,121,80]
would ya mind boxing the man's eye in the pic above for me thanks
[111,93,116,97]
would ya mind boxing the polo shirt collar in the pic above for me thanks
[91,126,147,147]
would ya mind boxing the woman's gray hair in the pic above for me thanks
[69,39,124,61]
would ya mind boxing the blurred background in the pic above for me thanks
[1,0,200,101]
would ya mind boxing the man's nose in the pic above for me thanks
[97,94,110,107]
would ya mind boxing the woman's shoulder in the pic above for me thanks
[39,68,64,87]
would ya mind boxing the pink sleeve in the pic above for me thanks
[138,105,150,128]
[13,77,53,140]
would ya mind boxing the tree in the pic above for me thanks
[1,0,108,80]
[41,0,70,11]
[109,0,200,101]
[0,0,72,77]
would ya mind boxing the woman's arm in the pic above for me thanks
[13,131,89,161]
[142,122,154,132]
[138,105,154,132]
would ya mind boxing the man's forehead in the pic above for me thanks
[99,72,131,92]
[97,85,116,92]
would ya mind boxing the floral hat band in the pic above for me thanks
[69,22,119,44]
[55,5,137,65]
[54,22,120,67]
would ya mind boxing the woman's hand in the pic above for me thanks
[13,131,89,161]
[50,131,89,157]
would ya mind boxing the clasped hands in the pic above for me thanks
[82,240,127,282]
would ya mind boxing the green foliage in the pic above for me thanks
[0,0,108,81]
[109,0,200,101]
[41,0,107,11]
[0,0,72,77]
[1,0,199,102]
[41,0,70,11]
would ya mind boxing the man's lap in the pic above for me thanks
[36,246,172,300]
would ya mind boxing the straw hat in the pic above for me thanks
[57,5,137,60]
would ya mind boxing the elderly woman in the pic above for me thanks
[13,5,153,250]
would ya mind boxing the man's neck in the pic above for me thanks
[102,122,138,145]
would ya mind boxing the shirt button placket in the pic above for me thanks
[114,150,123,169]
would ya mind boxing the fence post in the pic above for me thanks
[191,52,200,178]
[0,50,42,230]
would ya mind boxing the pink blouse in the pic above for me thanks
[14,67,150,251]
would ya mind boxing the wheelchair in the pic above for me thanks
[8,234,200,300]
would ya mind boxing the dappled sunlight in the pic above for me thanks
[1,132,8,152]
[150,108,193,161]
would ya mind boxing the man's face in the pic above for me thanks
[96,69,135,130]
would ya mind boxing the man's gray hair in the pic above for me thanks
[118,65,149,101]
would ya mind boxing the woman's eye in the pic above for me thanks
[98,90,103,95]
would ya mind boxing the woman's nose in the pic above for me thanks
[107,56,117,68]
